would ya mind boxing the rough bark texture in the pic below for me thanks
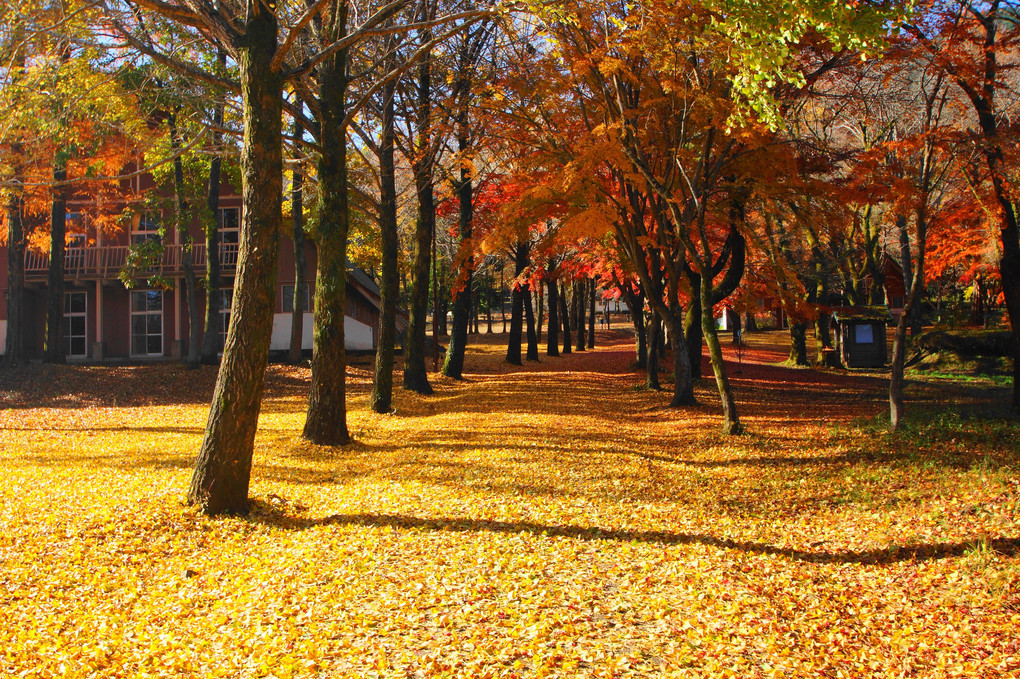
[789,323,808,366]
[304,6,352,446]
[403,25,435,395]
[668,298,696,406]
[371,82,399,410]
[188,10,283,515]
[45,163,67,364]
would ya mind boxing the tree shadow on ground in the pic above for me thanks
[245,503,1020,566]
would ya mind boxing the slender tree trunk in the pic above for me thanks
[403,23,436,395]
[574,281,586,351]
[560,288,572,355]
[304,9,352,446]
[201,65,225,364]
[587,279,596,349]
[45,162,67,364]
[702,272,741,434]
[506,243,527,365]
[546,271,560,357]
[891,208,928,431]
[188,9,283,515]
[371,77,400,410]
[684,297,703,380]
[168,112,202,369]
[524,281,539,361]
[3,179,26,368]
[289,103,307,364]
[646,310,661,390]
[442,114,474,379]
[536,282,544,344]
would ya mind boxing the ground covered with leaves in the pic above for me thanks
[1,330,1018,678]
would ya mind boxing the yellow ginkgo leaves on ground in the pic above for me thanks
[0,331,1017,677]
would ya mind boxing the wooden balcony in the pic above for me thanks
[24,244,240,283]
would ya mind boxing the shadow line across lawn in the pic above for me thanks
[248,504,1020,566]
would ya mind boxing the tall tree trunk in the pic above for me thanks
[560,289,572,355]
[289,102,307,364]
[442,112,474,379]
[506,243,527,365]
[168,112,202,369]
[546,269,560,357]
[371,78,400,410]
[684,297,703,379]
[304,7,352,445]
[646,309,661,390]
[524,280,539,361]
[574,281,586,351]
[702,271,741,434]
[536,281,544,344]
[45,162,67,364]
[403,18,436,395]
[891,207,928,431]
[201,58,225,364]
[3,184,25,367]
[188,9,283,515]
[586,279,596,349]
[2,34,25,368]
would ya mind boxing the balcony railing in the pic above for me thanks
[24,243,240,282]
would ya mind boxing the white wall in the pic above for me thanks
[270,313,374,352]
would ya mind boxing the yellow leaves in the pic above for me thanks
[2,338,1020,676]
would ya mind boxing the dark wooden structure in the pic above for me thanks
[831,306,891,368]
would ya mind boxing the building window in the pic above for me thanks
[890,295,905,309]
[282,284,310,314]
[131,212,161,244]
[63,292,87,358]
[218,207,240,244]
[218,288,233,346]
[130,290,163,357]
[854,324,875,344]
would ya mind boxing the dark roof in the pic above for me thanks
[831,306,892,323]
[347,263,381,298]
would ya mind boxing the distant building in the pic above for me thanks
[831,306,892,368]
[1,181,400,361]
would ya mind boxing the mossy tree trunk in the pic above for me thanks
[188,8,283,515]
[304,3,352,445]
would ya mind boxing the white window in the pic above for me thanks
[854,324,875,344]
[63,292,87,358]
[130,290,163,357]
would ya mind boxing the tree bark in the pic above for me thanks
[371,77,400,409]
[3,175,26,368]
[304,4,352,445]
[587,279,596,349]
[442,109,474,379]
[702,271,741,434]
[168,112,202,369]
[403,18,436,395]
[560,287,572,355]
[574,281,586,351]
[524,279,539,361]
[188,8,283,515]
[646,310,661,390]
[505,243,527,365]
[789,322,808,366]
[45,162,67,364]
[546,268,560,357]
